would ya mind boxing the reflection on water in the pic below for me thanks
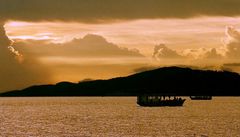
[0,97,240,137]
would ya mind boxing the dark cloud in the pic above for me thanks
[1,0,240,22]
[0,24,51,92]
[221,63,240,73]
[133,66,157,73]
[0,23,15,65]
[223,63,240,67]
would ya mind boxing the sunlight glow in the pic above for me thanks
[6,21,30,27]
[4,16,240,56]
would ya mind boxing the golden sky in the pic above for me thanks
[1,0,240,91]
[5,17,240,56]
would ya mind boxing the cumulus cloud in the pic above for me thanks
[15,34,144,58]
[0,23,22,68]
[203,48,222,59]
[223,26,240,58]
[181,48,223,60]
[0,23,23,62]
[4,34,147,91]
[0,23,51,92]
[1,30,148,92]
[0,23,11,45]
[153,27,240,64]
[152,44,184,60]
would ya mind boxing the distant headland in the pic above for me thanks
[1,66,240,96]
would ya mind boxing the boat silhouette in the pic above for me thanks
[137,96,186,107]
[190,96,212,100]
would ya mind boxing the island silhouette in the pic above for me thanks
[1,66,240,96]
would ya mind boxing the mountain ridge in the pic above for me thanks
[1,66,240,96]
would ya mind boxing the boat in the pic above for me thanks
[190,96,212,100]
[137,96,186,107]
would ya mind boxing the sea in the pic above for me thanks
[0,97,239,137]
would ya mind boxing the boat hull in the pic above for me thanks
[190,96,212,100]
[137,99,186,107]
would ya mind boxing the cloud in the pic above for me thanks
[1,0,240,23]
[152,27,240,67]
[15,34,144,58]
[152,45,225,65]
[181,48,222,59]
[0,24,51,92]
[1,29,148,91]
[223,63,240,67]
[0,23,11,45]
[202,48,222,59]
[0,23,21,67]
[152,44,184,60]
[133,66,157,73]
[223,26,240,58]
[4,34,147,91]
[222,63,240,73]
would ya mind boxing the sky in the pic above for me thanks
[1,0,240,91]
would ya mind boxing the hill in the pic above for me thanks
[1,66,240,96]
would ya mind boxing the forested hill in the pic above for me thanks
[1,67,240,96]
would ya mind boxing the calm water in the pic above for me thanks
[0,97,240,137]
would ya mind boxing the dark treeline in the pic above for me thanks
[1,66,240,96]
